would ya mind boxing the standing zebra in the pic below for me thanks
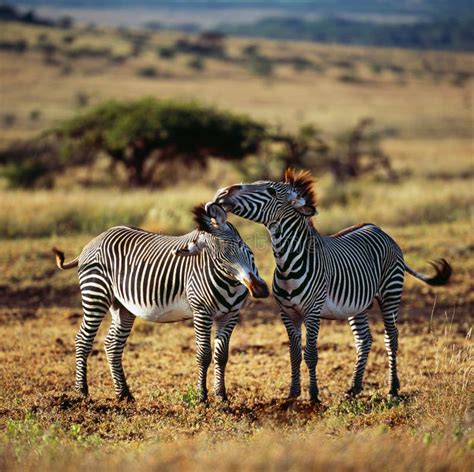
[52,203,268,403]
[214,169,452,402]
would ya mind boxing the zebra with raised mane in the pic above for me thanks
[214,169,452,402]
[52,203,268,403]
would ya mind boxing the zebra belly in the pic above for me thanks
[116,296,193,323]
[320,296,369,320]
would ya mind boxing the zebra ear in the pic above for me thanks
[289,191,317,216]
[295,204,317,216]
[173,235,207,257]
[205,202,227,228]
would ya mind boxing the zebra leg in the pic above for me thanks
[304,314,321,403]
[347,313,373,397]
[214,314,239,402]
[194,312,212,403]
[104,303,135,401]
[281,312,302,399]
[379,294,402,397]
[75,274,111,397]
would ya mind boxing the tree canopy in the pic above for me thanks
[55,97,266,186]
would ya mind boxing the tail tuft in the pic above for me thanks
[426,258,452,286]
[52,246,65,269]
[52,246,78,270]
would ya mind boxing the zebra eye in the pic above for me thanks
[268,188,277,197]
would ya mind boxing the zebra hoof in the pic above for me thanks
[388,390,400,400]
[309,396,321,405]
[75,387,89,399]
[287,389,301,399]
[117,390,135,402]
[345,386,362,398]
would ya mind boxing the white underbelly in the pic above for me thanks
[320,297,366,320]
[118,296,193,323]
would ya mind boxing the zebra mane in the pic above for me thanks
[192,204,214,233]
[283,168,317,207]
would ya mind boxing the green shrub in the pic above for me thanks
[74,92,89,108]
[248,55,274,77]
[29,109,41,121]
[338,72,365,84]
[1,160,51,189]
[157,46,176,59]
[187,56,205,71]
[137,66,158,78]
[0,139,58,189]
[2,113,16,127]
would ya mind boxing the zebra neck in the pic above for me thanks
[269,216,323,273]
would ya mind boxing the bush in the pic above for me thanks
[262,119,397,184]
[74,92,89,108]
[29,110,41,122]
[0,140,58,189]
[0,39,27,53]
[174,36,225,57]
[62,34,75,44]
[2,113,16,128]
[36,41,57,56]
[248,55,274,77]
[291,56,313,72]
[60,64,73,76]
[64,46,111,59]
[1,160,51,189]
[109,54,128,64]
[187,56,205,71]
[242,44,259,57]
[157,46,176,59]
[370,62,383,75]
[137,66,158,78]
[338,73,366,84]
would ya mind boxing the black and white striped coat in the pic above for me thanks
[53,204,268,402]
[214,169,451,401]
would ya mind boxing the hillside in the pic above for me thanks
[6,1,474,51]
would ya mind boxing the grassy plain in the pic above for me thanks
[0,20,473,471]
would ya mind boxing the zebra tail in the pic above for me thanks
[404,258,452,286]
[52,247,79,270]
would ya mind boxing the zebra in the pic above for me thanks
[52,203,268,403]
[213,169,452,402]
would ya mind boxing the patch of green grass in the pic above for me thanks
[4,411,102,460]
[179,385,201,407]
[330,393,407,418]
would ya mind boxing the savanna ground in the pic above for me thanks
[0,19,473,471]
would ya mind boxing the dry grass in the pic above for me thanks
[0,264,472,470]
[0,173,472,236]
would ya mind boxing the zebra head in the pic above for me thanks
[175,203,269,299]
[213,168,317,226]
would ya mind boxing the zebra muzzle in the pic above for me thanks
[214,185,243,211]
[215,196,235,212]
[243,273,269,299]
